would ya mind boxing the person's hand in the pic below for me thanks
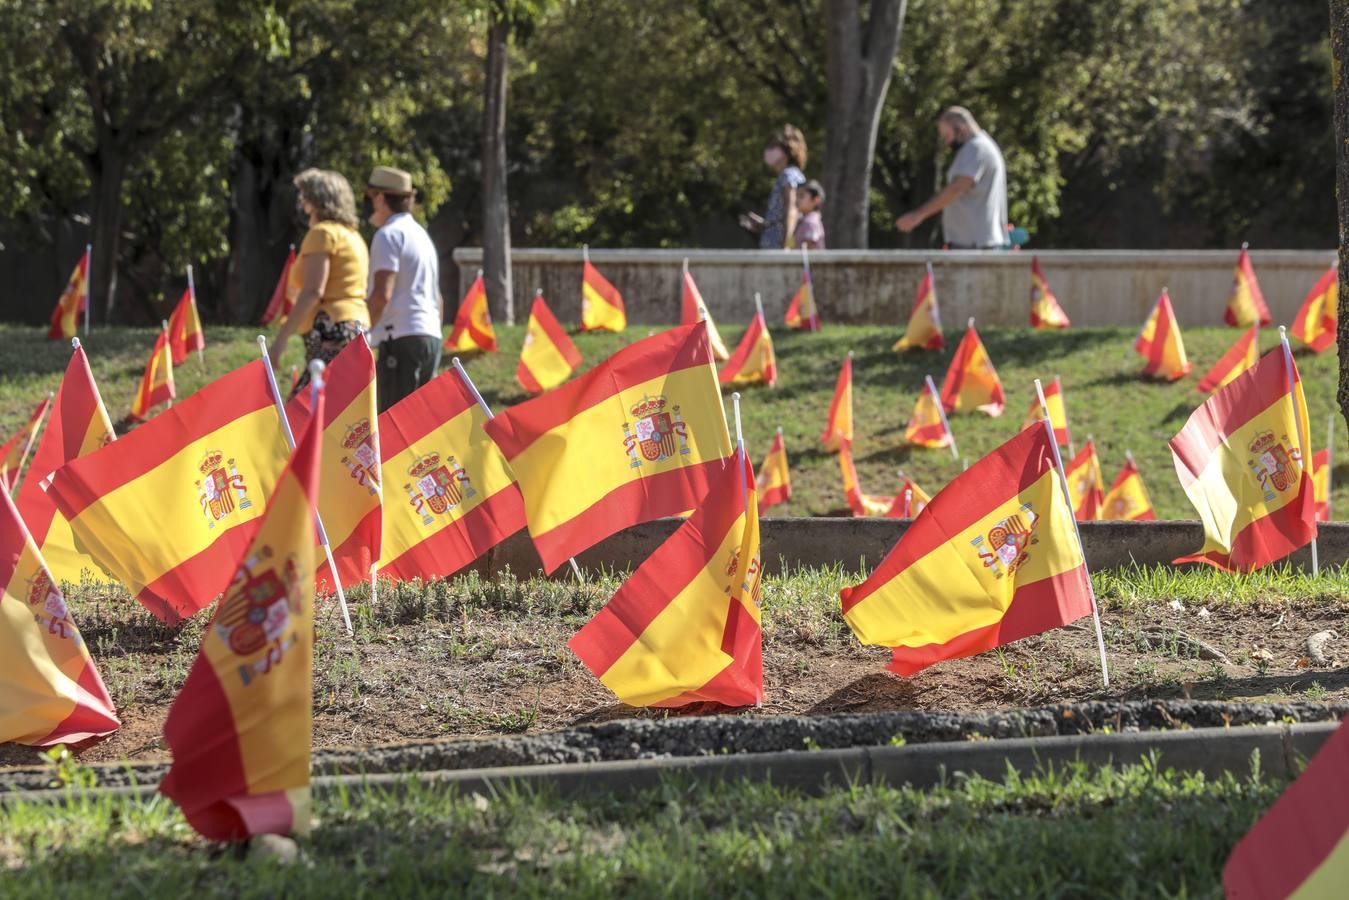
[895,211,924,233]
[267,339,284,372]
[738,212,764,234]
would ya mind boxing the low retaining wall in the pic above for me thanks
[452,248,1336,329]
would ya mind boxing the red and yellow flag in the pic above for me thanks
[839,446,894,517]
[1020,377,1070,446]
[1198,324,1258,395]
[1029,256,1070,329]
[15,345,117,587]
[819,354,854,451]
[48,361,290,623]
[941,323,1005,416]
[1101,456,1155,521]
[1290,262,1338,353]
[840,424,1093,676]
[47,247,89,341]
[755,428,791,513]
[1225,246,1271,328]
[260,246,297,326]
[446,272,498,353]
[569,449,761,708]
[893,266,944,351]
[906,378,951,449]
[1224,719,1349,899]
[581,260,627,332]
[129,328,175,422]
[285,340,381,590]
[484,323,731,573]
[783,269,820,332]
[1313,448,1331,522]
[1171,347,1316,571]
[517,292,582,395]
[680,266,730,360]
[886,474,932,519]
[167,283,206,365]
[1135,288,1191,381]
[0,487,118,747]
[0,397,52,491]
[719,309,776,387]
[1064,440,1105,521]
[159,390,322,842]
[375,368,526,582]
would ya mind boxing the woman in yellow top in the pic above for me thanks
[269,168,371,395]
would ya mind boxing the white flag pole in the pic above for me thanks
[904,487,912,519]
[11,391,55,497]
[926,374,959,460]
[187,264,205,373]
[255,336,353,634]
[1037,377,1109,687]
[1327,413,1336,522]
[1279,326,1318,575]
[370,563,378,606]
[731,392,748,508]
[82,243,92,336]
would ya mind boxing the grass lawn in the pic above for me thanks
[1,757,1281,897]
[0,322,1340,519]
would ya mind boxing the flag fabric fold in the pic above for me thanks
[819,355,854,451]
[47,248,90,341]
[260,246,297,326]
[446,273,498,353]
[167,284,206,365]
[893,268,944,351]
[517,292,582,395]
[719,310,777,387]
[839,446,895,518]
[940,323,1005,416]
[581,260,627,332]
[755,429,791,513]
[1101,457,1156,521]
[1029,257,1070,329]
[1197,324,1258,394]
[1225,247,1272,328]
[1313,448,1331,522]
[129,329,175,422]
[1290,262,1338,353]
[1135,288,1191,381]
[887,475,932,519]
[1020,378,1070,446]
[905,379,952,449]
[1064,440,1105,521]
[680,268,730,360]
[784,268,820,332]
[0,397,52,491]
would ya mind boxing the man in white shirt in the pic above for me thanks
[365,166,444,412]
[895,106,1009,249]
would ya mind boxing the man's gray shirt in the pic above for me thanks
[941,131,1008,248]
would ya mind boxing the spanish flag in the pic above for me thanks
[47,361,291,623]
[839,445,894,517]
[167,280,206,366]
[0,396,53,491]
[375,368,526,582]
[1225,246,1271,328]
[1020,376,1070,446]
[14,345,117,587]
[1135,288,1191,381]
[1029,256,1070,329]
[259,245,296,326]
[285,339,381,590]
[569,449,761,708]
[1290,262,1338,353]
[159,388,322,842]
[680,263,729,360]
[941,322,1005,416]
[484,322,731,573]
[1170,346,1315,571]
[819,354,854,451]
[1197,323,1258,394]
[840,423,1093,676]
[0,487,118,746]
[1064,440,1105,521]
[1223,719,1349,899]
[581,259,627,332]
[755,427,790,513]
[887,473,932,518]
[893,265,944,351]
[719,308,776,387]
[783,268,820,331]
[906,377,952,449]
[1102,455,1155,521]
[1313,448,1331,522]
[47,247,89,341]
[446,272,498,353]
[517,291,582,395]
[129,326,175,422]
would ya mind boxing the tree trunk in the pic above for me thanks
[481,8,513,325]
[822,0,908,249]
[87,145,127,324]
[228,142,294,325]
[1334,1,1349,431]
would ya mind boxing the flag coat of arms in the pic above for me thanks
[1313,448,1331,522]
[48,247,90,341]
[159,390,322,842]
[680,267,730,360]
[839,446,896,517]
[894,267,944,351]
[446,272,498,353]
[1135,288,1191,381]
[840,424,1093,676]
[47,361,291,623]
[819,355,854,451]
[1290,262,1338,353]
[260,246,297,326]
[906,379,952,449]
[1029,256,1070,329]
[15,346,117,587]
[375,369,527,582]
[569,449,761,708]
[719,310,776,387]
[756,428,791,513]
[1101,457,1156,521]
[941,323,1005,416]
[484,322,732,574]
[784,269,820,331]
[1225,246,1272,328]
[129,328,175,422]
[581,260,627,332]
[0,397,52,491]
[167,284,206,365]
[0,487,119,747]
[517,292,583,394]
[1170,347,1316,572]
[1064,440,1105,521]
[1197,324,1258,394]
[1020,377,1070,446]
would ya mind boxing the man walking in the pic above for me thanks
[365,166,443,412]
[895,107,1008,249]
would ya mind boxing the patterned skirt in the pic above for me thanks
[291,311,365,399]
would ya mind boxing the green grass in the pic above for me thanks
[0,323,1342,520]
[1,756,1281,897]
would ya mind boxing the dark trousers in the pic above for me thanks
[377,335,442,413]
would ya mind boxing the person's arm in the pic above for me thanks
[781,184,799,249]
[366,270,396,327]
[895,176,975,233]
[269,252,329,368]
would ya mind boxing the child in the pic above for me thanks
[792,180,826,250]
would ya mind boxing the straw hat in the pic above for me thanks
[367,166,414,195]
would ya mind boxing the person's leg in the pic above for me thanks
[380,334,441,411]
[376,342,398,414]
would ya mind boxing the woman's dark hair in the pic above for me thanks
[768,125,807,169]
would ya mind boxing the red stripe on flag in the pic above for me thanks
[35,658,120,746]
[758,485,790,512]
[1173,475,1317,572]
[378,486,527,583]
[135,524,264,624]
[317,504,381,590]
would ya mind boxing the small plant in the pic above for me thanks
[1303,681,1329,701]
[42,744,96,791]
